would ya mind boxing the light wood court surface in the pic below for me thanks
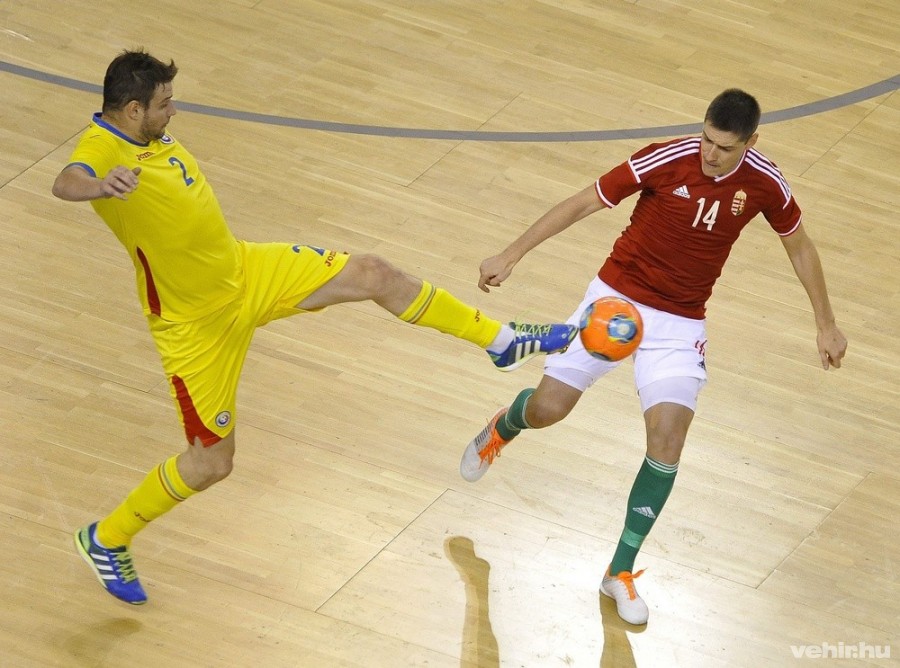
[1,1,898,666]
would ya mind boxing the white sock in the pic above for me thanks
[485,324,515,353]
[92,526,109,549]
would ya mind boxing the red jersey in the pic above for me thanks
[596,137,801,319]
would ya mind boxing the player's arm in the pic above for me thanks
[779,223,847,369]
[52,164,141,202]
[479,184,607,292]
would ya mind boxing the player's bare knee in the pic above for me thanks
[193,459,232,490]
[645,429,685,464]
[208,451,234,483]
[360,253,399,280]
[354,254,404,296]
[185,437,235,489]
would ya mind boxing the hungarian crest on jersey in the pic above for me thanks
[731,189,747,216]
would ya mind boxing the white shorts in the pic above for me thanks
[544,277,708,410]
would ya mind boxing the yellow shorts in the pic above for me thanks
[148,241,349,445]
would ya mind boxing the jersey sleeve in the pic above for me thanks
[764,193,802,236]
[595,160,641,208]
[68,129,119,179]
[595,140,684,207]
[744,149,803,236]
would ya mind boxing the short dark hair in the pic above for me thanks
[102,49,178,113]
[704,89,761,142]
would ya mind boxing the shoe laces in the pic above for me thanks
[512,322,553,337]
[613,568,645,600]
[111,548,139,583]
[478,413,509,465]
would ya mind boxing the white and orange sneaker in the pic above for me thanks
[459,408,510,482]
[600,567,649,625]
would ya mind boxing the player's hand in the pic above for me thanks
[101,166,142,200]
[817,322,847,369]
[478,254,517,292]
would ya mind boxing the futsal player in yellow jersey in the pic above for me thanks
[54,49,576,605]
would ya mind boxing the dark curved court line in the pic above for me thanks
[3,60,897,142]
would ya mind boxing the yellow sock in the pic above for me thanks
[96,456,197,547]
[398,281,502,348]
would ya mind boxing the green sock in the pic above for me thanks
[496,388,535,441]
[609,455,678,575]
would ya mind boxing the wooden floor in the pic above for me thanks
[2,1,899,666]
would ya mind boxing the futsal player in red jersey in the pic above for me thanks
[459,89,848,625]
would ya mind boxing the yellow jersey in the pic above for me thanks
[67,114,241,321]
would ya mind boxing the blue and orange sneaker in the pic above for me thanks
[74,523,147,605]
[490,322,577,371]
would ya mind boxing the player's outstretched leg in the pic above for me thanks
[74,523,147,605]
[391,277,575,370]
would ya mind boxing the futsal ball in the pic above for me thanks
[578,296,643,361]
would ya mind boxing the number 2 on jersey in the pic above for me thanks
[168,156,195,186]
[691,197,719,231]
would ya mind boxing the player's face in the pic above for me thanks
[138,82,177,142]
[699,122,757,177]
